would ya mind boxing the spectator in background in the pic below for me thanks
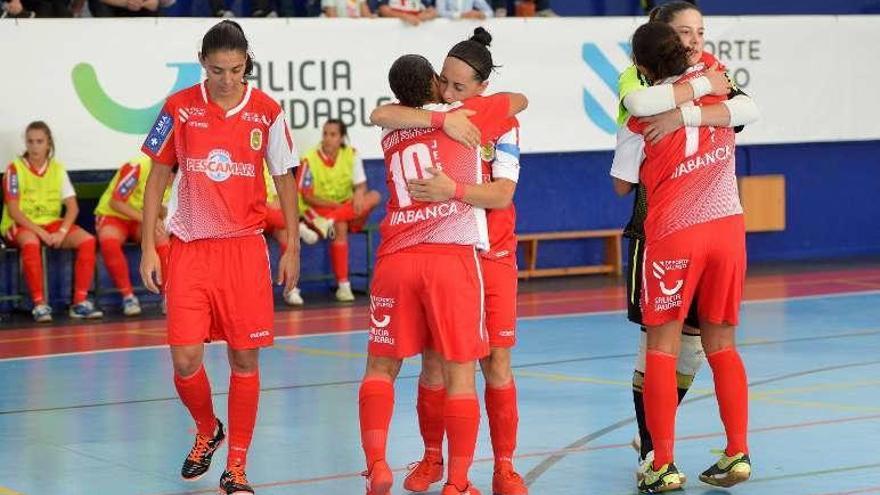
[0,121,103,322]
[377,0,436,25]
[2,0,70,17]
[322,0,372,17]
[642,0,696,15]
[89,0,158,16]
[207,0,234,17]
[287,119,381,305]
[94,154,172,317]
[492,0,554,17]
[436,0,491,19]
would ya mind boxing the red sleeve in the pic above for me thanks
[627,116,646,135]
[3,163,18,200]
[111,163,141,202]
[459,94,512,143]
[699,51,726,72]
[141,101,177,166]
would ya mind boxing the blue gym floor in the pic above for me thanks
[1,290,879,495]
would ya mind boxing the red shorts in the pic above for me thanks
[482,258,517,348]
[165,235,274,350]
[264,208,286,234]
[96,215,141,240]
[368,244,489,363]
[641,215,746,327]
[4,219,84,244]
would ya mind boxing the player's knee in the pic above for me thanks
[366,355,402,381]
[481,349,513,387]
[367,190,382,206]
[420,353,445,387]
[228,349,259,374]
[172,355,203,377]
[444,361,477,395]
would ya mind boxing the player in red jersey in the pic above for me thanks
[614,22,755,493]
[614,1,760,484]
[371,28,526,495]
[138,21,300,495]
[359,53,526,495]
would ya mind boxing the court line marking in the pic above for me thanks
[521,358,880,486]
[142,413,880,495]
[2,288,879,363]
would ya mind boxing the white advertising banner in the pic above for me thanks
[1,16,878,169]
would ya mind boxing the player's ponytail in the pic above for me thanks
[631,22,690,82]
[648,0,701,24]
[447,27,500,83]
[23,121,55,160]
[200,20,255,77]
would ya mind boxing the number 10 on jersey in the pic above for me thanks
[389,143,434,208]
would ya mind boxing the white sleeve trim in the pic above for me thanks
[491,127,520,183]
[352,151,367,185]
[266,112,299,175]
[723,94,761,127]
[61,170,76,199]
[622,84,676,117]
[610,123,645,184]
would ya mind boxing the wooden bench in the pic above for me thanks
[517,229,623,279]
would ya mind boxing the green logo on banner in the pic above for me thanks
[72,62,202,134]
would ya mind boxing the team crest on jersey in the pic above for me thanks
[480,143,496,162]
[250,128,263,151]
[651,259,689,311]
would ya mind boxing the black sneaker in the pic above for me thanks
[219,464,255,494]
[637,461,683,493]
[181,418,225,481]
[699,451,751,488]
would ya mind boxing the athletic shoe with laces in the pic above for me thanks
[181,419,225,481]
[403,455,443,492]
[69,300,104,319]
[219,463,254,494]
[362,460,393,495]
[441,482,482,495]
[699,451,751,488]
[284,287,304,306]
[302,211,335,240]
[335,282,355,302]
[32,303,53,323]
[122,295,142,316]
[493,462,528,495]
[637,461,683,493]
[298,221,319,245]
[637,451,687,485]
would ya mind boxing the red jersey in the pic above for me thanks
[622,67,742,242]
[481,121,520,266]
[141,82,298,242]
[377,94,511,258]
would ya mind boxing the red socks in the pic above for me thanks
[359,377,395,468]
[330,241,349,283]
[20,242,44,304]
[444,394,480,490]
[644,350,678,468]
[485,380,519,464]
[228,370,260,468]
[173,365,217,437]
[100,238,133,297]
[416,382,446,458]
[73,237,96,304]
[707,348,749,456]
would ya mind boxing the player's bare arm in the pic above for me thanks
[140,163,173,293]
[407,167,515,209]
[273,171,301,292]
[370,104,481,147]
